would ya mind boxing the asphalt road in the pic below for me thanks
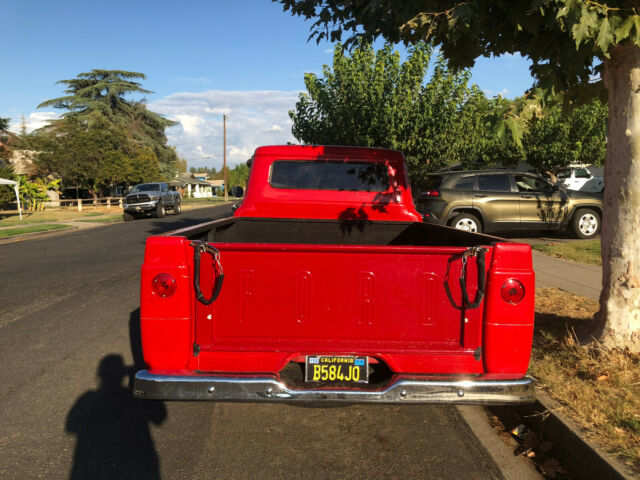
[1,205,509,480]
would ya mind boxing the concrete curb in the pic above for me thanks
[458,405,543,479]
[515,391,635,480]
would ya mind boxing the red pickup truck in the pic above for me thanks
[134,145,535,404]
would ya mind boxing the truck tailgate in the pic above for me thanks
[193,243,489,374]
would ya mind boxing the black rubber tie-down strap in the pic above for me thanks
[444,248,487,311]
[191,241,224,305]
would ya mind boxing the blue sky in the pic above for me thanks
[2,0,535,169]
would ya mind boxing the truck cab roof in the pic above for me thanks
[234,145,421,222]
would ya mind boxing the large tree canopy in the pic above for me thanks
[37,69,180,180]
[523,100,608,178]
[32,118,161,194]
[290,42,508,187]
[38,70,153,120]
[277,1,637,96]
[277,1,640,351]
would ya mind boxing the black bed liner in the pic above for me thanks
[166,216,502,248]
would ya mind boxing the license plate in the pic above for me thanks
[304,355,368,383]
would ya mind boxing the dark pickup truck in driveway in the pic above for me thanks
[133,145,535,405]
[123,182,181,221]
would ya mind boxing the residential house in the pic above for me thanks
[171,174,215,198]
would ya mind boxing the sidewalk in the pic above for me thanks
[532,250,601,299]
[0,216,118,231]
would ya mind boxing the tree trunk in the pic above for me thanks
[595,44,640,352]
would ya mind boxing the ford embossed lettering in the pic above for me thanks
[305,355,369,383]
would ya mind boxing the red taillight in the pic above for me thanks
[501,279,525,304]
[421,190,439,197]
[153,273,176,298]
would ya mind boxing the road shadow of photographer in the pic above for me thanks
[66,310,166,479]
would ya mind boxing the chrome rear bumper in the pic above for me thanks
[133,370,535,405]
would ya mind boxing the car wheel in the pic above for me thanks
[173,199,181,215]
[571,208,600,239]
[123,212,135,221]
[450,213,482,233]
[153,201,165,218]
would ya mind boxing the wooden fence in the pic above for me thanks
[57,197,123,211]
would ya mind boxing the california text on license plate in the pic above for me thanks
[304,355,369,383]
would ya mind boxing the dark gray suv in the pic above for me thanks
[415,170,603,239]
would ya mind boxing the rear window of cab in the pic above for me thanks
[269,160,390,191]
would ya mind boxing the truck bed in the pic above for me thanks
[173,218,495,360]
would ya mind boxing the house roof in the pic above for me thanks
[174,175,212,186]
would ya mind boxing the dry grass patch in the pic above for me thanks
[532,287,640,473]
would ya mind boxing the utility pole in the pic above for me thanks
[223,114,228,200]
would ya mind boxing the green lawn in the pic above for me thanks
[532,239,601,265]
[0,224,70,238]
[0,208,123,227]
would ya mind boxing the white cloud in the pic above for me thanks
[11,90,301,171]
[150,89,300,169]
[8,112,59,133]
[173,114,205,136]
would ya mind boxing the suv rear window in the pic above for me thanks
[270,161,389,191]
[423,175,443,190]
[477,174,511,192]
